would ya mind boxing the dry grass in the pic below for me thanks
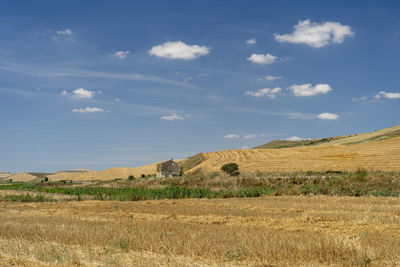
[1,196,400,266]
[189,136,400,173]
[5,126,399,182]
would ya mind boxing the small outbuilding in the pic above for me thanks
[156,159,179,178]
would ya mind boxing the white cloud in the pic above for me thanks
[265,75,282,81]
[317,113,339,120]
[114,98,121,102]
[224,134,240,139]
[62,88,97,99]
[288,83,332,97]
[352,96,368,101]
[61,90,69,96]
[374,91,400,99]
[246,38,256,45]
[114,51,130,59]
[247,53,277,65]
[149,41,210,60]
[288,112,315,120]
[275,19,354,48]
[57,28,72,35]
[243,134,257,139]
[286,136,304,141]
[72,107,105,113]
[245,87,281,98]
[161,113,184,121]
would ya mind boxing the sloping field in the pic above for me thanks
[6,173,38,182]
[1,196,400,266]
[47,163,158,181]
[318,125,400,146]
[256,125,400,149]
[188,136,400,173]
[9,125,400,181]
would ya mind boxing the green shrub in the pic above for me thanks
[141,174,146,178]
[128,175,135,181]
[221,163,239,176]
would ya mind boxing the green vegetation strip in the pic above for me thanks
[0,193,55,202]
[1,171,400,201]
[0,184,274,201]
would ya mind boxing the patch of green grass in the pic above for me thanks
[1,171,400,199]
[1,193,55,202]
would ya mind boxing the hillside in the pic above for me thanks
[256,125,400,149]
[3,125,400,182]
[188,135,400,173]
[186,125,400,173]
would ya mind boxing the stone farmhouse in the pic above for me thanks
[156,159,179,178]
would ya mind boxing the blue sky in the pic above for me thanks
[1,0,399,172]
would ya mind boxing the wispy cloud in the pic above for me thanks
[245,87,281,98]
[0,63,195,88]
[275,20,354,48]
[161,113,184,121]
[265,75,282,81]
[224,134,240,139]
[317,113,339,120]
[149,41,210,60]
[374,91,400,99]
[247,53,277,65]
[62,88,98,99]
[285,136,304,141]
[288,83,332,97]
[72,107,105,113]
[113,51,130,59]
[246,38,256,45]
[352,96,368,101]
[57,28,72,35]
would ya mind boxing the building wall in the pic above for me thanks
[156,160,179,177]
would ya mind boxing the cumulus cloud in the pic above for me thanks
[275,19,354,48]
[245,87,281,98]
[246,38,256,45]
[224,134,240,139]
[288,83,332,97]
[265,75,282,81]
[161,113,184,121]
[317,113,339,120]
[72,107,105,113]
[57,28,72,35]
[149,41,210,60]
[374,91,400,99]
[62,88,98,99]
[114,51,130,59]
[247,53,277,65]
[286,136,304,141]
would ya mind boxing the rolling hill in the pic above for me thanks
[2,125,399,182]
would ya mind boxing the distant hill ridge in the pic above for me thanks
[256,125,400,149]
[2,125,399,182]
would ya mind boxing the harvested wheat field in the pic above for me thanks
[189,136,400,173]
[1,196,400,266]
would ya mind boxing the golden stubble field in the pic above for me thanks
[1,196,400,266]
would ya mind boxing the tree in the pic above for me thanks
[221,163,239,176]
